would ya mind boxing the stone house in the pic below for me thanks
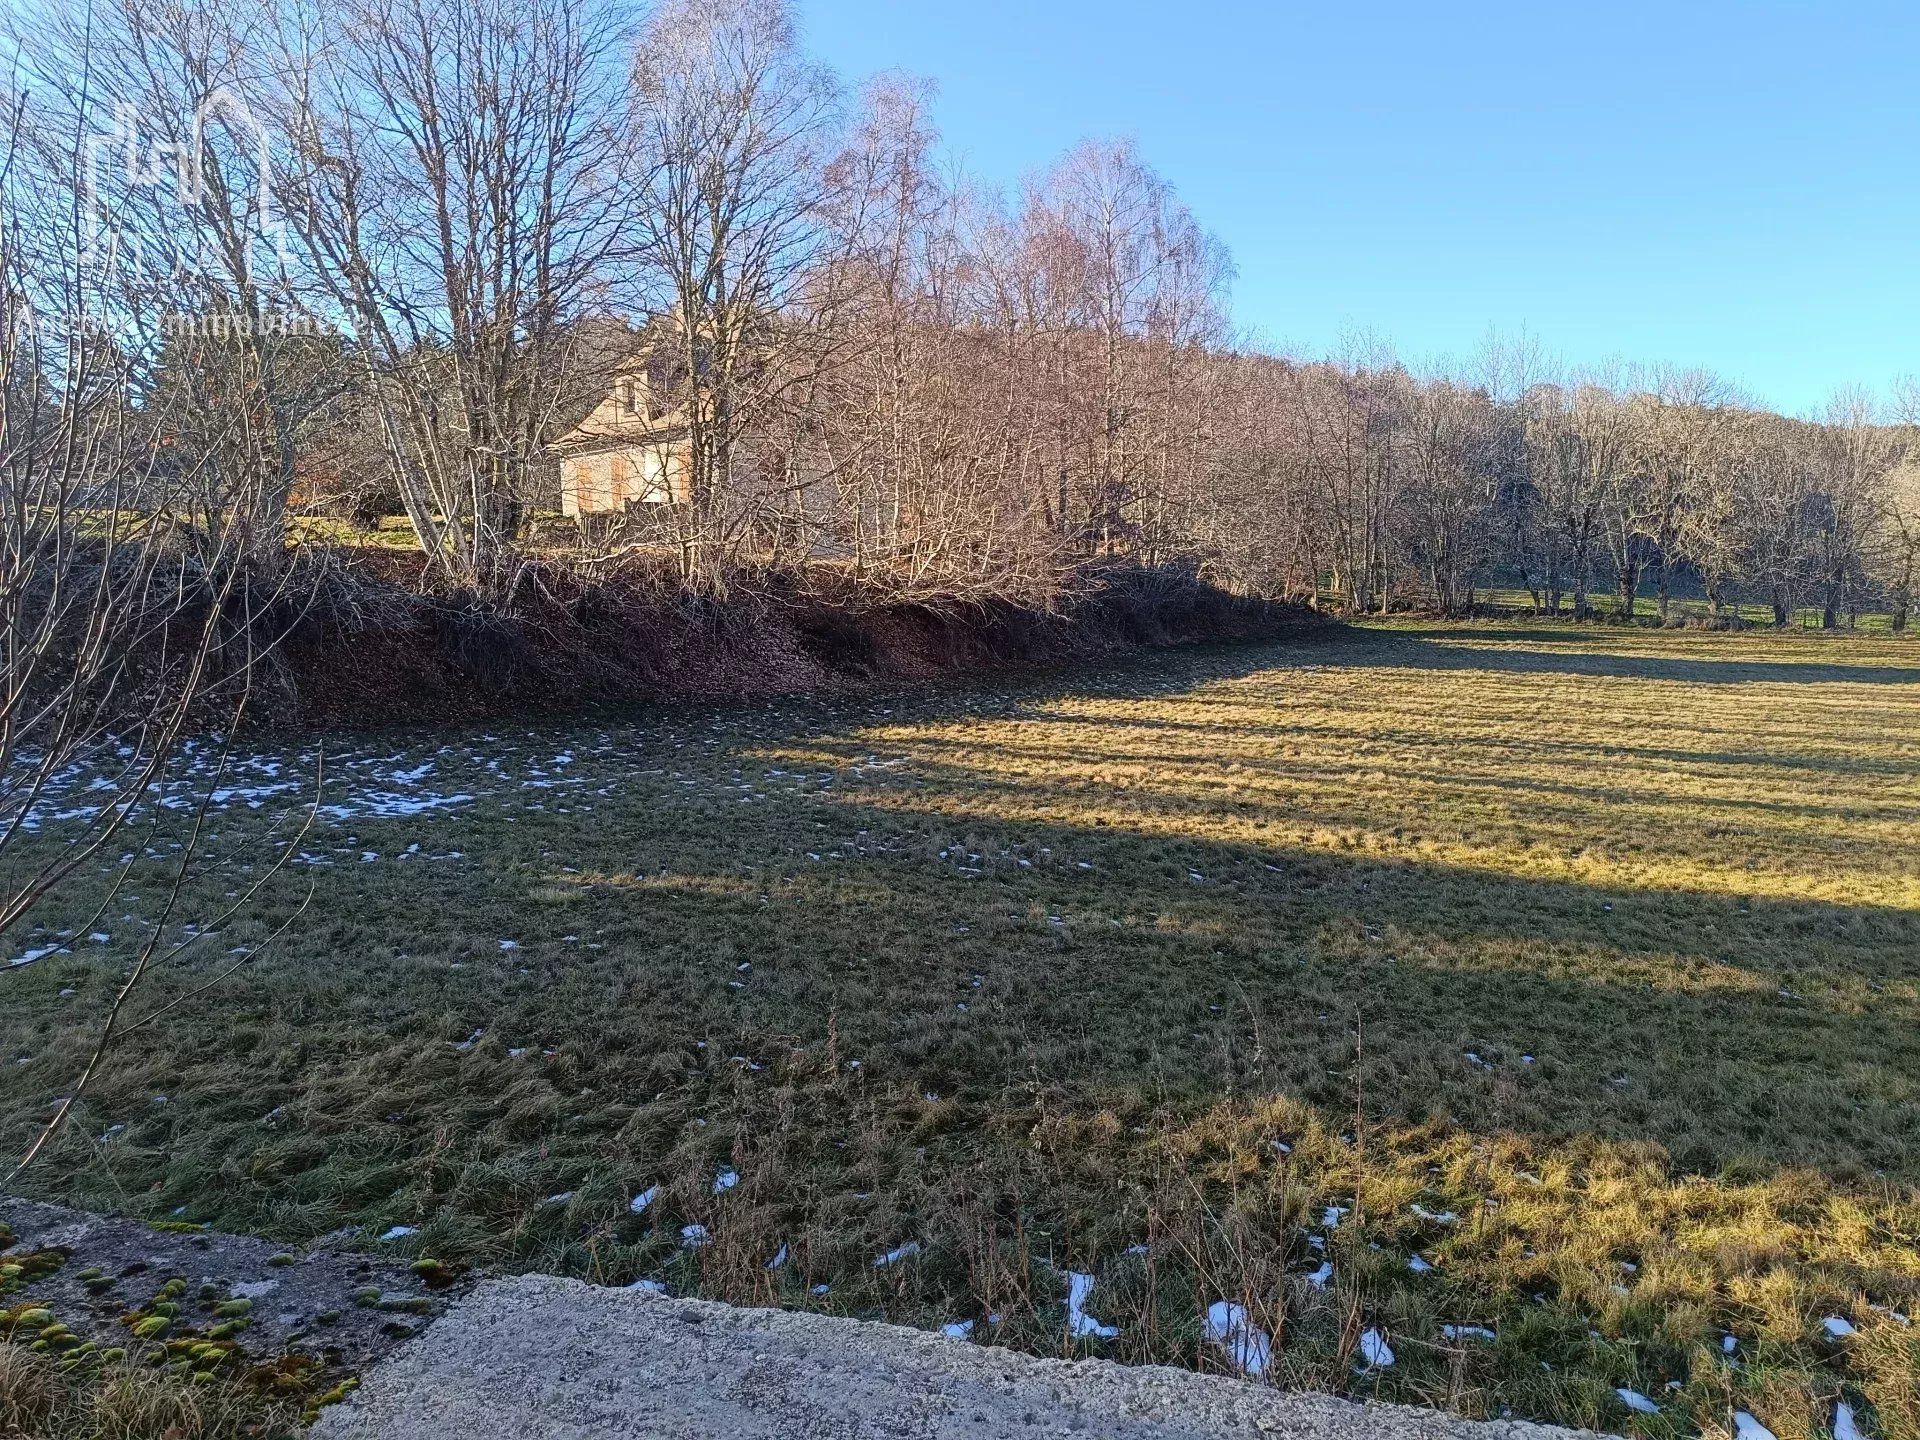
[550,352,692,521]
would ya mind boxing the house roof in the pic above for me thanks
[550,357,689,453]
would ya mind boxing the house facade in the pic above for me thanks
[551,357,692,520]
[550,344,829,555]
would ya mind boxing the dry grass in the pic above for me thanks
[0,1343,60,1436]
[0,1338,303,1440]
[3,621,1918,1437]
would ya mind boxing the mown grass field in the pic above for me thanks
[5,621,1919,1438]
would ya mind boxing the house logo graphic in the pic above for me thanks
[81,84,291,283]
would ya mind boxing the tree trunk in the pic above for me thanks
[1617,560,1639,620]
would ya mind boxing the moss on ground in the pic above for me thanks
[4,622,1918,1437]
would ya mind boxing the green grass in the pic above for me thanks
[4,622,1919,1437]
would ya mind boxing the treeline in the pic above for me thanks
[1208,358,1920,627]
[4,0,1917,625]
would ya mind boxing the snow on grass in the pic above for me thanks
[1441,1324,1496,1342]
[679,1224,711,1248]
[1733,1413,1777,1440]
[1064,1272,1118,1340]
[1357,1328,1394,1368]
[1822,1315,1856,1339]
[1202,1301,1271,1377]
[1615,1388,1660,1415]
[629,1185,660,1215]
[317,791,475,822]
[873,1240,921,1267]
[378,1226,418,1242]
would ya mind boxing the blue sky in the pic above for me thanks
[802,0,1920,415]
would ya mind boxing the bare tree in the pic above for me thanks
[1401,373,1499,616]
[1631,369,1734,621]
[1808,387,1895,629]
[1873,377,1920,630]
[0,83,309,1180]
[278,0,634,592]
[625,0,837,583]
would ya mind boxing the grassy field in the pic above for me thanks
[4,621,1919,1438]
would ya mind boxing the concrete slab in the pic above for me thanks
[313,1274,1614,1440]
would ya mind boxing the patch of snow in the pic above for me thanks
[1733,1413,1776,1440]
[1304,1262,1334,1290]
[1408,1255,1436,1274]
[765,1242,788,1270]
[679,1224,711,1248]
[1202,1301,1271,1377]
[1442,1324,1496,1341]
[378,1226,418,1242]
[941,1320,972,1340]
[1834,1402,1865,1440]
[1065,1272,1118,1339]
[1358,1328,1395,1369]
[1320,1204,1348,1228]
[1615,1388,1659,1415]
[318,791,474,823]
[1823,1315,1857,1339]
[627,1278,666,1293]
[629,1185,660,1215]
[873,1241,921,1268]
[713,1169,740,1194]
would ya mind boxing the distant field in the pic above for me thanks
[4,622,1918,1437]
